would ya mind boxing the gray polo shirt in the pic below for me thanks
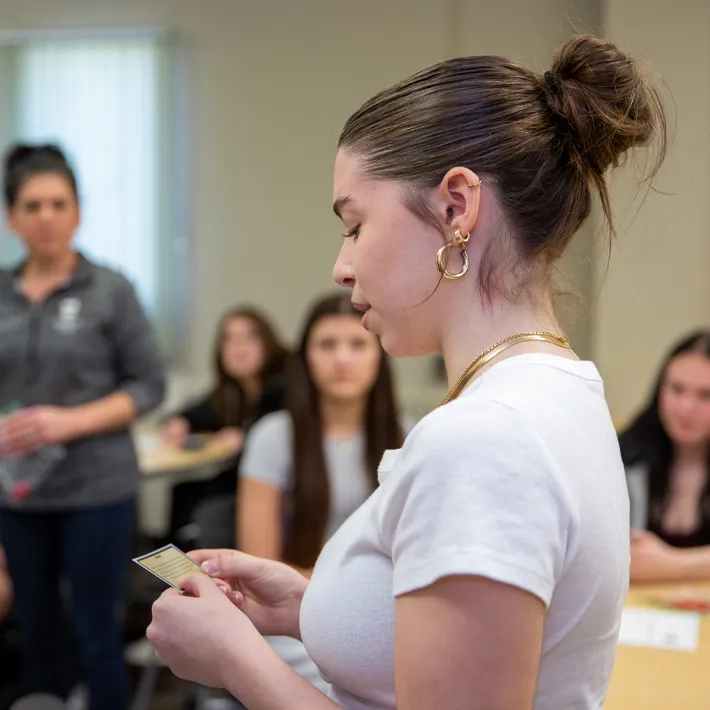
[0,254,165,510]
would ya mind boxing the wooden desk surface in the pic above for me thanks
[605,582,710,710]
[137,434,239,477]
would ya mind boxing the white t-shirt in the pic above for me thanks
[300,354,630,710]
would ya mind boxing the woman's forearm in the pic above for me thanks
[224,640,339,710]
[676,545,710,581]
[67,392,137,439]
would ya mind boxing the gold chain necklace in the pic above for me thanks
[440,331,571,406]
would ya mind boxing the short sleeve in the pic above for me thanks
[239,411,293,491]
[625,464,649,530]
[380,400,577,607]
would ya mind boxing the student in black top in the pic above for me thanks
[621,330,710,582]
[161,306,290,536]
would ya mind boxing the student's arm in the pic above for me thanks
[394,577,544,710]
[177,396,221,433]
[237,413,313,576]
[236,413,290,555]
[161,396,217,443]
[97,273,166,428]
[238,478,284,560]
[71,274,165,438]
[630,530,710,582]
[379,402,574,709]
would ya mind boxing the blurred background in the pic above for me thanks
[0,1,708,709]
[0,0,704,423]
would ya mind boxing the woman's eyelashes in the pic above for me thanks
[342,224,361,240]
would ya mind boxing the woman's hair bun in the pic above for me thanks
[544,34,666,176]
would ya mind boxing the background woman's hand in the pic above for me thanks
[190,548,309,639]
[0,406,77,457]
[630,529,683,582]
[159,417,190,448]
[210,427,244,452]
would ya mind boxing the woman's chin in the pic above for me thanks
[378,331,437,359]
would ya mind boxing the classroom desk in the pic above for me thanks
[136,433,240,537]
[605,581,710,710]
[137,434,239,482]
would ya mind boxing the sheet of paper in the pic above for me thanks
[133,543,202,590]
[618,607,700,653]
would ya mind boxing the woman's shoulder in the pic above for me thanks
[248,409,293,441]
[240,410,294,482]
[76,256,138,300]
[625,462,649,491]
[392,396,579,504]
[404,396,531,452]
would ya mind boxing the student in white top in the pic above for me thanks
[147,34,667,710]
[238,292,407,692]
[622,331,710,582]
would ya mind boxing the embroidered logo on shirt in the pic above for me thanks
[54,297,82,333]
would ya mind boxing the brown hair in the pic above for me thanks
[338,34,667,299]
[282,292,404,568]
[211,306,290,428]
[3,143,79,208]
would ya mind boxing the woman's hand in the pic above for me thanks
[190,548,309,639]
[148,571,338,709]
[159,417,189,447]
[147,572,272,688]
[630,529,683,582]
[0,406,78,457]
[210,427,244,452]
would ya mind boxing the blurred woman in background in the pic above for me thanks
[0,143,165,710]
[622,330,710,582]
[162,306,290,538]
[238,292,407,691]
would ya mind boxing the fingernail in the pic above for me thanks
[201,560,219,575]
[217,583,228,594]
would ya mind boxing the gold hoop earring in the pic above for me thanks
[467,179,483,188]
[436,229,470,280]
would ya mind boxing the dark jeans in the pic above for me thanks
[0,498,135,710]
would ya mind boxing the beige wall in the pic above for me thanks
[0,0,705,420]
[597,0,710,422]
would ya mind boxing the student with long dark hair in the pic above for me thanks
[237,292,406,690]
[621,330,710,582]
[0,144,165,709]
[161,306,290,537]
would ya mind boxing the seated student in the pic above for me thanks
[237,292,408,691]
[621,330,710,582]
[161,306,290,538]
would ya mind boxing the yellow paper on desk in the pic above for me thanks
[133,543,202,590]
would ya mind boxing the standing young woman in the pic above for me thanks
[0,144,165,709]
[161,306,290,537]
[238,293,405,691]
[148,34,666,710]
[621,331,710,582]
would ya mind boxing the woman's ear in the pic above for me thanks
[439,167,482,237]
